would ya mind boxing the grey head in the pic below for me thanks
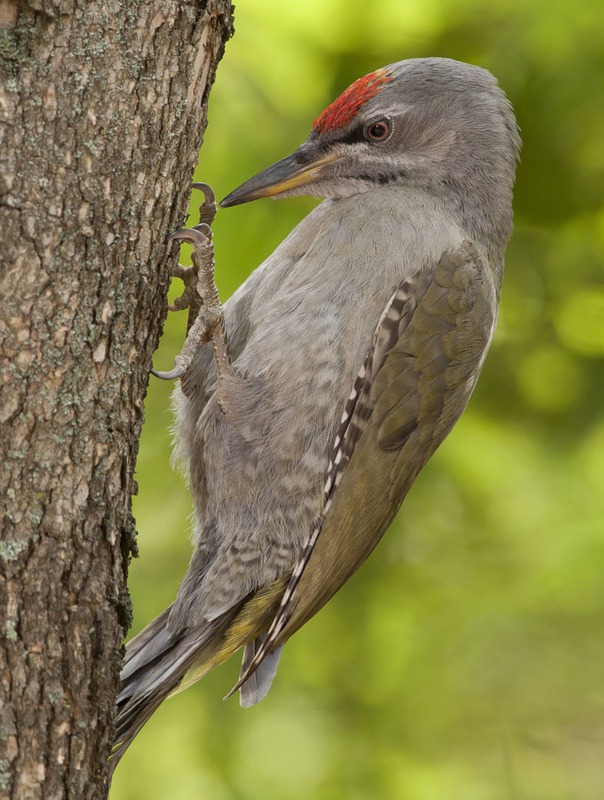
[222,57,521,250]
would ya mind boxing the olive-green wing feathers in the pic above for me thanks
[231,240,497,693]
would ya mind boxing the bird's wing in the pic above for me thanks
[229,239,497,694]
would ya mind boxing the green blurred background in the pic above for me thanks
[112,0,604,797]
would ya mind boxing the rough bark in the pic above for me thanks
[0,1,233,797]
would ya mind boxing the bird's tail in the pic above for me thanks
[110,577,288,776]
[111,606,234,772]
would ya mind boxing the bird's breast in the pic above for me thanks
[194,189,466,570]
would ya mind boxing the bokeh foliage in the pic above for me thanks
[112,0,604,797]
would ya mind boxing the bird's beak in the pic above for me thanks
[220,145,342,208]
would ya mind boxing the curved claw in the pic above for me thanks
[192,182,216,206]
[151,366,185,381]
[193,222,212,237]
[192,182,217,226]
[168,227,210,247]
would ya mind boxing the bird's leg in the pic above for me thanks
[152,184,236,415]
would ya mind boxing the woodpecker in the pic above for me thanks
[113,57,520,770]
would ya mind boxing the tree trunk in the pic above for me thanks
[0,1,233,797]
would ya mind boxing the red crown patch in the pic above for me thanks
[313,68,393,134]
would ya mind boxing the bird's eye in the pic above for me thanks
[365,119,392,142]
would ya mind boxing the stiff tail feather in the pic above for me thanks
[111,608,237,773]
[110,577,289,776]
[239,635,284,708]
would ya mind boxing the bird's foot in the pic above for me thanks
[165,183,218,321]
[152,185,234,413]
[167,262,200,314]
[152,224,221,382]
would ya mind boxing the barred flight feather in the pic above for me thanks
[229,275,420,695]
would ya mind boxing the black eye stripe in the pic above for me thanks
[337,126,368,146]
